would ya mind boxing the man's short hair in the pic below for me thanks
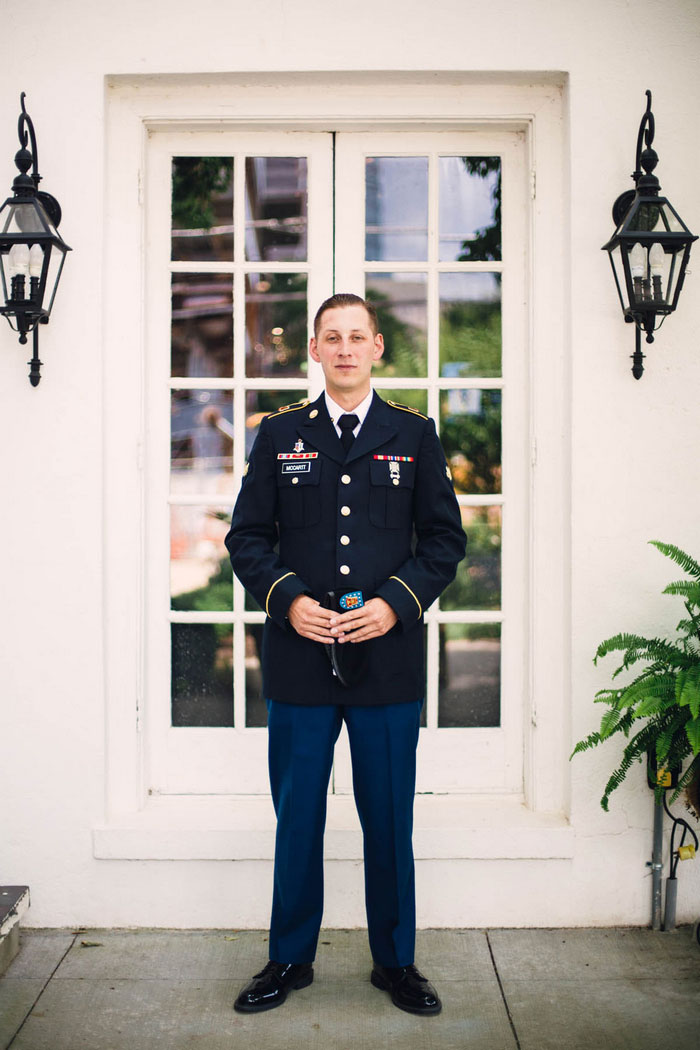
[313,293,379,338]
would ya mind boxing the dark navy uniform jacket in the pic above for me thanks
[225,391,466,706]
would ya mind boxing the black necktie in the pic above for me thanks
[338,413,359,456]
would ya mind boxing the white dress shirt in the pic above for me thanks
[324,389,374,440]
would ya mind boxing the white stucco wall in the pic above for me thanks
[1,0,700,929]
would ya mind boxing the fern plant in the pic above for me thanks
[572,541,700,812]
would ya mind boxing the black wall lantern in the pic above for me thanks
[603,90,697,379]
[0,94,71,386]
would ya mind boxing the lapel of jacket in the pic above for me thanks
[345,392,398,464]
[296,394,345,465]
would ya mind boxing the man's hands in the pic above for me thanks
[331,597,398,643]
[287,594,334,643]
[287,595,398,644]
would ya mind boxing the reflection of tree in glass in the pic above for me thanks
[441,391,501,494]
[440,300,501,377]
[441,506,500,635]
[172,157,233,230]
[365,284,427,378]
[457,157,501,263]
[248,272,307,376]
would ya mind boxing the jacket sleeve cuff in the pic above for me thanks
[265,571,307,626]
[375,575,423,629]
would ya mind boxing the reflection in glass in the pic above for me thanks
[171,273,233,378]
[244,387,308,460]
[440,389,501,495]
[171,623,233,727]
[365,157,428,261]
[245,272,307,377]
[170,506,232,611]
[439,272,501,378]
[438,623,500,727]
[439,156,501,262]
[375,388,428,416]
[245,624,266,727]
[245,157,308,262]
[171,157,233,262]
[366,273,427,378]
[171,390,233,495]
[440,505,501,611]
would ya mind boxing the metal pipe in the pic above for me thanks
[651,797,664,930]
[663,877,678,932]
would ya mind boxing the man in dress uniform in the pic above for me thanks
[225,293,465,1016]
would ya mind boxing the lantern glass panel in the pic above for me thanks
[44,243,67,315]
[0,251,10,301]
[1,201,55,237]
[622,198,685,237]
[606,242,629,313]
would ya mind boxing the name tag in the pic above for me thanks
[281,462,311,474]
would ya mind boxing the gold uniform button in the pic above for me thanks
[340,535,350,546]
[340,564,350,575]
[340,505,351,516]
[341,474,351,484]
[309,409,319,418]
[292,477,299,485]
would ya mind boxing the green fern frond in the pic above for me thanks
[649,541,700,580]
[600,719,665,810]
[677,667,700,718]
[663,581,700,605]
[621,673,676,710]
[686,717,700,754]
[669,754,700,804]
[595,633,657,663]
[599,708,622,739]
[594,688,624,706]
[575,541,700,810]
[655,714,689,766]
[570,731,602,758]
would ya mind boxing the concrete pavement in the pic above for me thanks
[1,926,699,1050]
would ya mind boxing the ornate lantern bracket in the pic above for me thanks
[602,90,697,379]
[0,93,71,386]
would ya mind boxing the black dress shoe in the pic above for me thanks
[371,963,442,1015]
[233,960,314,1013]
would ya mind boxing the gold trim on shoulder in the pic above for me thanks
[387,400,428,420]
[269,399,310,419]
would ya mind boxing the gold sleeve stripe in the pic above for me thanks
[389,576,422,617]
[265,572,297,616]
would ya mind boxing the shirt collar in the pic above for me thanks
[324,388,374,437]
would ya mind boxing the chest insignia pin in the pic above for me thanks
[294,439,305,453]
[389,461,400,486]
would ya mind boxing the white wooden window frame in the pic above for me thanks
[333,131,528,797]
[95,74,573,863]
[147,130,333,795]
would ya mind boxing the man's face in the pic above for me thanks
[310,305,384,403]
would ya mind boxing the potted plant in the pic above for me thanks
[572,541,700,815]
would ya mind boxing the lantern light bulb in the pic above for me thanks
[649,243,664,276]
[9,243,30,278]
[28,243,44,278]
[630,243,645,279]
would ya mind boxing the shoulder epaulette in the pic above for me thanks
[268,399,310,419]
[387,399,428,420]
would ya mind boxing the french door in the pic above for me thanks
[144,126,528,797]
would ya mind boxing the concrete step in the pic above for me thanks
[0,886,30,976]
